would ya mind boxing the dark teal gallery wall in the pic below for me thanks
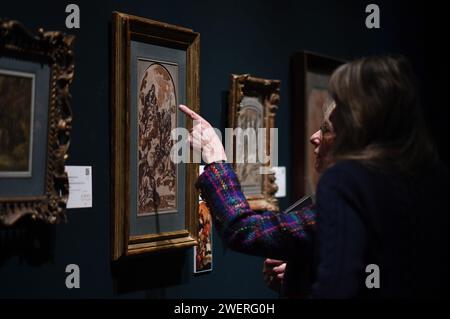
[0,0,447,298]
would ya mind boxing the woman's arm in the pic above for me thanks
[196,162,316,260]
[178,104,316,260]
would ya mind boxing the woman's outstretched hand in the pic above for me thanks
[178,104,227,164]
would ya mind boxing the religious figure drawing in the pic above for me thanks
[137,62,177,215]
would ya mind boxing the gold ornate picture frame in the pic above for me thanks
[111,12,199,260]
[228,74,279,212]
[0,20,74,226]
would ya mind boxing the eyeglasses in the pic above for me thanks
[319,123,335,139]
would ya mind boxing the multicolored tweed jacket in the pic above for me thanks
[196,162,316,260]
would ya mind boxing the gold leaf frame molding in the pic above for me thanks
[0,20,75,226]
[229,74,280,212]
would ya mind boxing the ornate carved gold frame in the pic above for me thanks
[111,12,199,260]
[0,20,74,226]
[229,74,279,212]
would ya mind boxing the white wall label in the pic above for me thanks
[273,166,286,198]
[65,166,92,209]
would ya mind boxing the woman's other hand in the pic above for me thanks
[263,258,286,292]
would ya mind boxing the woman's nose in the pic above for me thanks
[310,130,321,147]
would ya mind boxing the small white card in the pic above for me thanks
[273,166,286,198]
[65,166,93,209]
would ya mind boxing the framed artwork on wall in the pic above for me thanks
[291,51,343,200]
[194,165,212,274]
[228,74,280,212]
[111,12,199,260]
[193,201,213,274]
[0,19,74,226]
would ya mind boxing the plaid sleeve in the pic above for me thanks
[195,162,316,260]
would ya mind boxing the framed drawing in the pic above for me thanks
[111,12,199,260]
[228,74,279,212]
[0,19,74,226]
[291,51,343,199]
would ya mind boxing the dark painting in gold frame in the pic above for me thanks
[0,70,34,176]
[0,20,74,226]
